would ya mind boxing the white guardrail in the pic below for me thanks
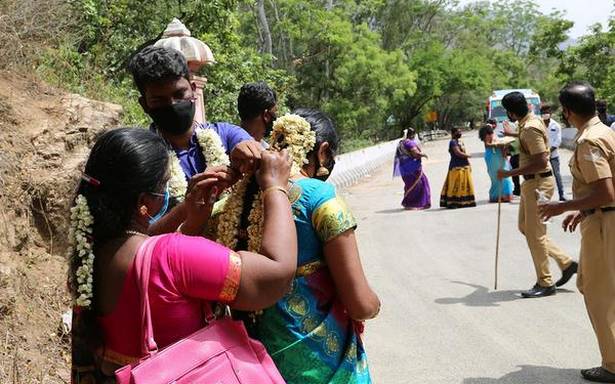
[327,139,399,189]
[327,128,579,190]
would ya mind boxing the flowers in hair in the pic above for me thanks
[269,114,316,176]
[216,114,313,252]
[69,195,95,308]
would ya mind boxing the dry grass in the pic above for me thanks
[0,0,78,69]
[0,72,122,383]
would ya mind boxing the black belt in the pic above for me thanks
[583,207,615,216]
[523,171,553,180]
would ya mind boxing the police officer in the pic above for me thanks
[540,82,615,383]
[498,91,576,298]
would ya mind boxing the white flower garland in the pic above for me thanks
[246,191,264,252]
[167,128,230,201]
[270,114,316,176]
[216,175,251,250]
[216,115,315,251]
[197,128,230,168]
[168,154,188,201]
[68,195,95,308]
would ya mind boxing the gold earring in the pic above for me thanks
[140,206,148,216]
[316,166,330,177]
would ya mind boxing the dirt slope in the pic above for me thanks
[0,71,122,383]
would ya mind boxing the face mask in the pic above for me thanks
[264,112,277,138]
[507,112,517,123]
[149,99,195,135]
[148,188,170,225]
[315,158,336,181]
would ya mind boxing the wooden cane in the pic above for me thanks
[494,150,504,290]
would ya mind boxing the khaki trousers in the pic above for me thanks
[519,177,573,287]
[578,211,615,372]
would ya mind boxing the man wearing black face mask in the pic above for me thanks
[498,91,575,298]
[129,46,262,178]
[237,82,278,146]
[539,82,615,383]
[129,46,263,234]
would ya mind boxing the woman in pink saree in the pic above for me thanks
[70,128,297,383]
[393,128,432,210]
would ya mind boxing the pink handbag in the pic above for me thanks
[115,237,286,384]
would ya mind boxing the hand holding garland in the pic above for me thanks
[232,149,298,310]
[256,149,292,191]
[217,115,312,253]
[231,140,266,174]
[149,165,239,236]
[181,166,239,236]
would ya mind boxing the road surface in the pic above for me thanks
[344,134,596,383]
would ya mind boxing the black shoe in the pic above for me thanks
[581,367,615,382]
[556,261,578,287]
[521,284,556,298]
[559,196,567,201]
[513,189,521,196]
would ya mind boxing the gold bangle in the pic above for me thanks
[262,186,288,198]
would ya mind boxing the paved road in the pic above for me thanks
[343,134,596,383]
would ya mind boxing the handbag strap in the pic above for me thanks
[133,236,161,356]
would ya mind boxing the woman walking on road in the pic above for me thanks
[393,128,432,210]
[440,127,477,209]
[479,124,514,203]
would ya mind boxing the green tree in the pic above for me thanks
[558,21,615,105]
[23,0,580,150]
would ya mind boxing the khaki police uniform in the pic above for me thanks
[571,116,615,372]
[518,113,573,287]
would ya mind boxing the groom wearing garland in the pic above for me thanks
[129,46,263,233]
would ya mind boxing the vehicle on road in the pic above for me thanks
[486,89,541,135]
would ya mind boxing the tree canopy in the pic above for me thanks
[11,0,613,151]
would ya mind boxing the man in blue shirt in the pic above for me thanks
[598,100,615,127]
[130,46,262,178]
[129,46,263,232]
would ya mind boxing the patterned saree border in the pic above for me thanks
[219,251,242,302]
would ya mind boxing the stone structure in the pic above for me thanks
[155,18,215,123]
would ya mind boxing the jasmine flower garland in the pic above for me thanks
[68,195,95,308]
[216,114,315,252]
[217,176,250,250]
[246,191,264,252]
[168,154,188,201]
[269,114,316,176]
[167,128,230,201]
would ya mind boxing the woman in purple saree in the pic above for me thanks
[393,129,431,210]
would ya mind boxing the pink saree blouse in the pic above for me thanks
[97,233,242,365]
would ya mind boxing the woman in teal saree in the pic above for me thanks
[251,109,381,384]
[479,124,514,203]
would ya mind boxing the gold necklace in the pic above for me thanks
[125,230,148,238]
